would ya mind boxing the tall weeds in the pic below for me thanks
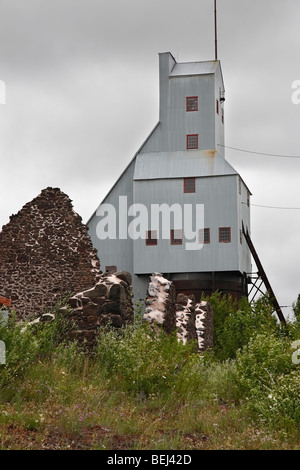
[0,294,299,449]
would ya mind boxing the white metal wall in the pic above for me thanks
[132,175,251,275]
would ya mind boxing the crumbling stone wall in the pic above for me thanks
[0,187,101,318]
[67,271,134,347]
[176,293,197,345]
[144,273,176,334]
[144,273,213,351]
[195,301,213,351]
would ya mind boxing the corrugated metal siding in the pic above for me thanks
[133,175,240,274]
[215,65,225,158]
[141,73,217,154]
[238,178,252,274]
[88,160,135,276]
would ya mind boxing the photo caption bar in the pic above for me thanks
[106,453,193,467]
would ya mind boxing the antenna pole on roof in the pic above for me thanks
[214,0,218,60]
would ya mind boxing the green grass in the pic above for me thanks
[0,297,300,450]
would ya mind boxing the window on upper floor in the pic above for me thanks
[170,229,183,245]
[219,227,231,243]
[146,230,158,246]
[199,228,210,244]
[186,96,198,112]
[186,134,198,150]
[184,177,196,193]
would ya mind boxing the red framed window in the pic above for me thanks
[219,227,231,243]
[184,177,196,193]
[170,229,183,245]
[186,96,198,112]
[199,228,210,244]
[186,134,198,149]
[146,230,158,246]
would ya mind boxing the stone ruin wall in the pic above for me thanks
[143,273,213,352]
[65,271,213,351]
[66,271,134,348]
[0,187,101,319]
[144,273,176,334]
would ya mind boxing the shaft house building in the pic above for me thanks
[87,52,252,302]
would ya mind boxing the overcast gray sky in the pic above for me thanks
[0,0,300,319]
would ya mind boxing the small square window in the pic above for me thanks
[170,229,183,245]
[186,134,198,150]
[184,177,195,193]
[146,230,158,246]
[199,228,210,244]
[186,96,198,112]
[219,227,231,243]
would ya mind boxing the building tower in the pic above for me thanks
[87,52,252,302]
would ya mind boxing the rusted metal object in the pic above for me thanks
[0,297,11,308]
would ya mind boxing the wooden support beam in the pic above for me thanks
[242,223,286,325]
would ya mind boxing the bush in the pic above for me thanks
[236,333,293,390]
[0,312,41,386]
[0,300,74,386]
[235,333,300,427]
[219,299,280,360]
[95,322,198,397]
[203,293,281,360]
[203,291,239,355]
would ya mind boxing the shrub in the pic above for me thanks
[236,333,293,390]
[0,311,40,386]
[203,293,281,361]
[235,332,300,427]
[219,299,280,360]
[95,322,198,397]
[0,300,74,386]
[203,291,239,353]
